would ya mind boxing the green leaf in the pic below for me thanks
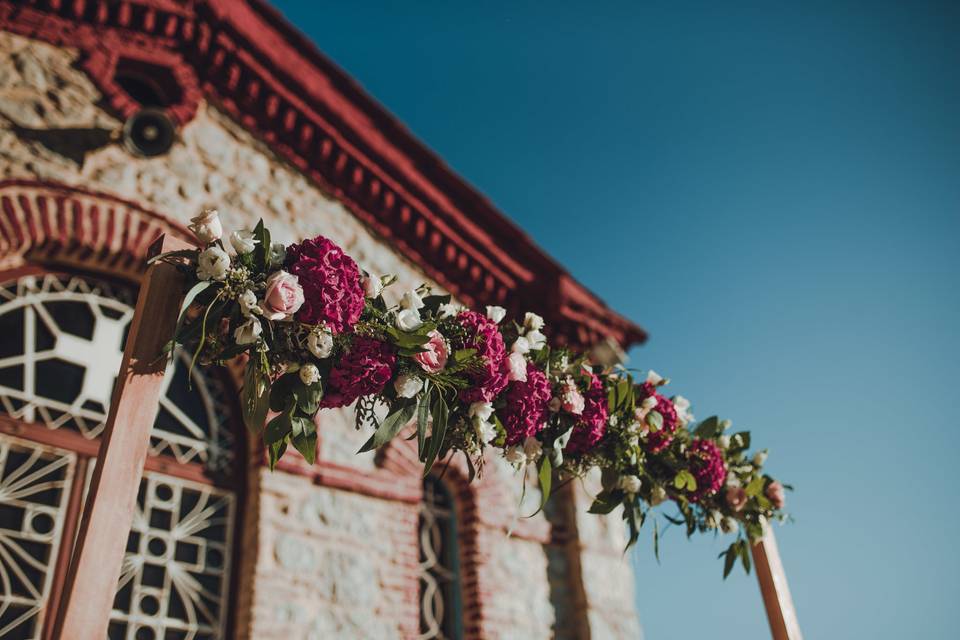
[745,475,765,497]
[263,411,292,445]
[653,518,660,564]
[416,385,431,458]
[526,454,552,518]
[452,348,477,363]
[740,540,752,574]
[673,470,696,492]
[730,431,751,451]
[291,418,317,464]
[241,358,270,434]
[722,542,738,579]
[588,490,625,515]
[296,381,323,415]
[693,416,721,439]
[267,439,288,470]
[252,219,271,270]
[148,248,198,265]
[422,393,449,476]
[269,373,300,412]
[358,401,417,453]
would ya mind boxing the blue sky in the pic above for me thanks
[273,1,960,637]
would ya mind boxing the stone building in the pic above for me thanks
[0,1,645,638]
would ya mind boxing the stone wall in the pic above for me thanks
[0,30,641,639]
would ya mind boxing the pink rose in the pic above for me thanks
[766,481,786,509]
[261,271,305,320]
[413,330,449,373]
[725,486,747,512]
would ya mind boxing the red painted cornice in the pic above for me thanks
[0,0,646,350]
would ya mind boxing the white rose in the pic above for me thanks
[268,242,286,266]
[438,302,461,319]
[718,435,731,449]
[307,328,334,359]
[469,402,494,422]
[525,329,547,351]
[523,312,544,332]
[196,246,230,281]
[238,289,260,317]
[475,419,497,445]
[188,208,222,243]
[720,419,733,431]
[646,370,665,385]
[753,451,768,467]
[229,229,258,254]
[363,273,383,298]
[396,308,423,331]
[618,475,642,494]
[299,364,321,386]
[394,373,423,398]
[507,351,527,382]
[504,446,527,465]
[721,517,739,534]
[522,436,542,461]
[649,484,667,506]
[511,336,531,354]
[233,317,262,345]
[485,305,506,323]
[400,290,425,310]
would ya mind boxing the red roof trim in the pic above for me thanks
[0,0,646,349]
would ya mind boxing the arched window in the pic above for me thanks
[0,272,241,640]
[418,476,464,640]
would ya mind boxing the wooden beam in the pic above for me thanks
[51,235,190,640]
[752,526,803,640]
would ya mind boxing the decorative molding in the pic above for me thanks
[0,0,646,351]
[0,179,195,279]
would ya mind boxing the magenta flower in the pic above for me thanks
[319,336,396,408]
[565,372,609,454]
[639,382,679,453]
[455,310,510,404]
[687,439,727,502]
[501,363,551,445]
[285,236,365,333]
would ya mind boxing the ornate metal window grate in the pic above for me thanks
[418,476,464,640]
[0,273,234,472]
[0,273,240,640]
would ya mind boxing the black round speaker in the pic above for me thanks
[122,108,175,157]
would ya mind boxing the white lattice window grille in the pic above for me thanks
[0,436,75,638]
[418,477,464,640]
[0,274,234,472]
[0,272,240,640]
[103,469,235,640]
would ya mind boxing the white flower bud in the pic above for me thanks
[233,317,262,345]
[299,364,321,386]
[507,351,527,382]
[720,419,733,431]
[523,312,545,332]
[646,370,665,385]
[238,289,260,317]
[395,308,423,331]
[475,419,497,445]
[753,451,768,467]
[188,208,222,243]
[363,273,384,298]
[400,290,425,310]
[229,229,258,254]
[706,510,722,529]
[196,246,230,281]
[718,435,731,449]
[525,329,547,351]
[511,336,531,354]
[268,242,286,266]
[468,402,494,422]
[641,396,658,411]
[394,373,423,398]
[307,328,334,359]
[485,305,506,323]
[649,484,667,506]
[618,475,642,494]
[438,302,461,318]
[721,517,739,534]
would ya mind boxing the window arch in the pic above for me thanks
[418,475,464,640]
[0,271,242,640]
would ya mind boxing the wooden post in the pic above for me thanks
[51,235,190,640]
[752,526,803,640]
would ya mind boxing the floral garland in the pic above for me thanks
[161,210,791,577]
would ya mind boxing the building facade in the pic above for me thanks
[0,1,644,638]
